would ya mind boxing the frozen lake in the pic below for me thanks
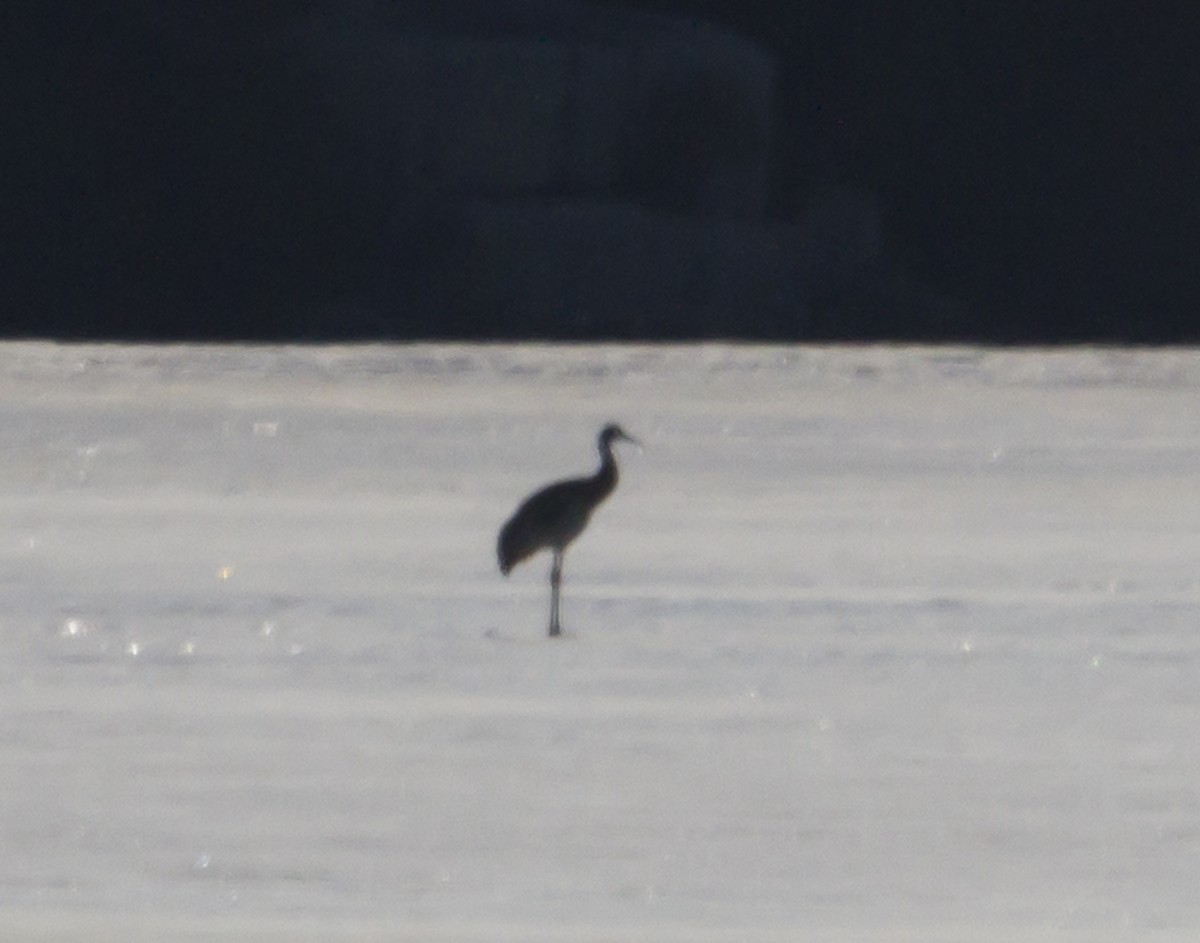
[1,342,1198,941]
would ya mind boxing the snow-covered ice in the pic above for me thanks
[1,342,1198,941]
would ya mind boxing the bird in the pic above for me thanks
[498,423,638,637]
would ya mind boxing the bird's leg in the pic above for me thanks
[549,550,563,637]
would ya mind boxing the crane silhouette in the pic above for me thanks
[498,423,638,637]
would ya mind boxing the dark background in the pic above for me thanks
[3,2,1195,343]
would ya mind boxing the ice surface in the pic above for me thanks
[1,342,1199,940]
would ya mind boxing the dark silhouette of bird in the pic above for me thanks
[498,423,638,637]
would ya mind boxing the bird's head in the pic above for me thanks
[600,423,639,448]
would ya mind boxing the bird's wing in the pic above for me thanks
[498,477,592,572]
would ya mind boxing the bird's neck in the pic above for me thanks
[590,442,618,500]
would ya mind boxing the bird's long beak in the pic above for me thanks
[620,430,642,449]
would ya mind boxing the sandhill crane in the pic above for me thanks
[498,423,638,637]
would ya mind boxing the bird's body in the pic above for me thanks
[498,423,636,636]
[497,474,611,575]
